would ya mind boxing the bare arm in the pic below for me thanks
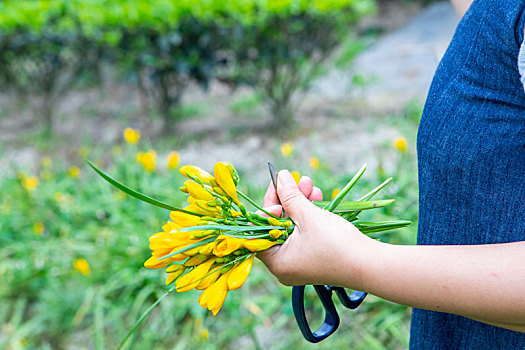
[451,0,474,17]
[258,170,525,333]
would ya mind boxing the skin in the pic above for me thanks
[450,0,474,17]
[257,170,525,333]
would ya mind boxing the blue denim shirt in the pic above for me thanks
[411,0,525,348]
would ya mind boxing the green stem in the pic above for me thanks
[237,190,280,219]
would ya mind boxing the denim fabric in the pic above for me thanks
[411,0,525,349]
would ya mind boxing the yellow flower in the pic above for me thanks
[269,229,283,239]
[124,127,140,144]
[214,162,240,205]
[198,269,233,315]
[184,181,214,201]
[309,157,320,170]
[170,211,202,227]
[136,150,156,172]
[200,328,210,340]
[176,258,215,292]
[291,171,301,184]
[331,188,341,200]
[179,165,214,184]
[280,142,294,157]
[33,222,45,235]
[393,137,407,153]
[165,265,185,285]
[167,151,180,170]
[23,176,39,192]
[197,264,222,290]
[41,156,52,168]
[213,235,244,257]
[227,254,254,290]
[69,166,81,178]
[242,239,277,252]
[73,259,91,276]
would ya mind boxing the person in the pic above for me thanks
[258,0,525,348]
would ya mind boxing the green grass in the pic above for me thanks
[0,112,419,349]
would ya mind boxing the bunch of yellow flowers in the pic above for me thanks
[144,162,291,314]
[89,160,411,317]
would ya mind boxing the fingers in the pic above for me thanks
[255,204,283,218]
[309,186,323,201]
[276,170,316,221]
[263,181,279,207]
[298,176,313,199]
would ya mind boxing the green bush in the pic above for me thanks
[0,0,374,135]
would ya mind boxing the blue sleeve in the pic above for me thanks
[519,10,525,91]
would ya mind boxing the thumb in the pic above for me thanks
[276,170,317,222]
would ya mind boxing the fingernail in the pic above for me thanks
[278,170,295,187]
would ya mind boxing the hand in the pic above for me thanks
[257,170,377,289]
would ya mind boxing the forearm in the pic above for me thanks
[450,0,473,17]
[351,240,525,332]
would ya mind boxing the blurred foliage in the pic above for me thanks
[0,0,374,134]
[0,122,419,348]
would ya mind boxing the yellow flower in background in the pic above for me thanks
[73,259,91,276]
[280,142,294,157]
[124,127,140,144]
[200,328,210,340]
[41,156,52,168]
[331,188,341,200]
[291,171,301,184]
[33,222,45,235]
[309,157,320,170]
[23,176,39,192]
[167,151,180,170]
[393,137,407,153]
[137,150,156,172]
[69,166,81,178]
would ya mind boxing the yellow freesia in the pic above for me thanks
[124,127,140,144]
[393,137,407,153]
[73,259,91,276]
[291,171,301,184]
[170,211,202,227]
[198,269,232,315]
[197,264,223,290]
[331,188,341,200]
[33,222,45,235]
[269,229,283,239]
[176,258,215,292]
[280,142,294,157]
[166,265,185,285]
[309,157,320,170]
[167,151,180,170]
[213,235,244,257]
[179,165,214,184]
[214,162,240,205]
[136,150,156,172]
[227,255,254,290]
[22,176,39,192]
[68,166,81,178]
[242,239,277,252]
[184,180,214,201]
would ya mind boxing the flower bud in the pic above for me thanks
[227,255,254,290]
[179,165,214,184]
[242,239,277,252]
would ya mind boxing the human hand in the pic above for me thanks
[257,170,377,289]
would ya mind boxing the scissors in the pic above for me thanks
[268,162,368,343]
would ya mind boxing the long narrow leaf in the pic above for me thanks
[87,160,202,216]
[356,220,412,234]
[325,163,367,211]
[313,199,394,212]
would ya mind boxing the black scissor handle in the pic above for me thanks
[292,285,340,343]
[332,287,367,309]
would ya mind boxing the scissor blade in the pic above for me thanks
[268,162,278,191]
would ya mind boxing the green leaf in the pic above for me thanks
[178,225,284,232]
[86,160,202,216]
[313,199,394,212]
[325,163,367,211]
[355,220,412,234]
